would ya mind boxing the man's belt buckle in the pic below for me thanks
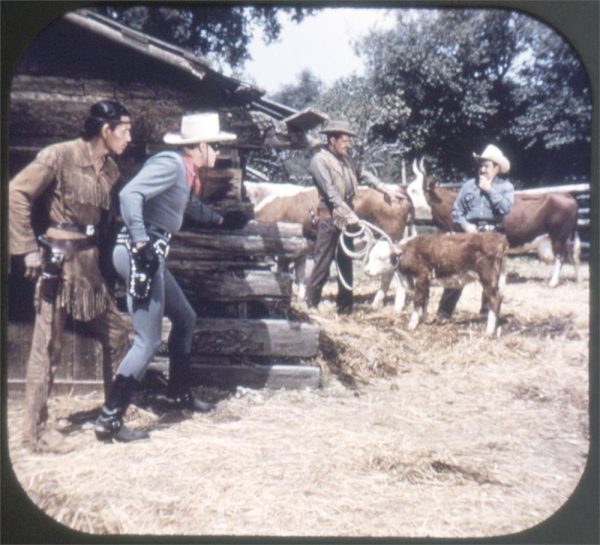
[85,225,96,237]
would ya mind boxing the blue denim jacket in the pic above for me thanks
[452,177,515,231]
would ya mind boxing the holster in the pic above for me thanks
[127,244,160,301]
[37,236,66,302]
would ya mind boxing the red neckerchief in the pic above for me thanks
[183,155,202,196]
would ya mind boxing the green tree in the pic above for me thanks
[94,5,313,68]
[315,75,409,183]
[272,69,324,110]
[340,8,591,186]
[507,15,592,183]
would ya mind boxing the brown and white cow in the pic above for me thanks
[407,160,581,287]
[364,232,508,335]
[250,182,415,303]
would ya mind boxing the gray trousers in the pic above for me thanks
[112,244,196,381]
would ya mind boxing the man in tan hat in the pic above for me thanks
[95,113,236,442]
[438,143,515,318]
[304,119,397,314]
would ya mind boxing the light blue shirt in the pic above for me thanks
[452,177,515,231]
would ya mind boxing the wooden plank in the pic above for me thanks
[179,220,307,239]
[517,183,590,195]
[166,259,272,271]
[190,363,321,390]
[201,168,242,203]
[6,319,108,382]
[7,379,104,396]
[6,322,31,380]
[170,229,312,260]
[171,268,293,301]
[191,318,320,358]
[282,108,328,131]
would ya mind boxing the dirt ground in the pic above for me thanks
[6,257,591,539]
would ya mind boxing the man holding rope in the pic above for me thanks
[304,120,396,314]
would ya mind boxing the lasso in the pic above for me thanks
[335,220,395,291]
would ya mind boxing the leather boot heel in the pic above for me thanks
[168,356,215,413]
[94,408,149,442]
[173,391,215,413]
[95,374,149,442]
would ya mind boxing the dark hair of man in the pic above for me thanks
[81,100,130,141]
[327,133,343,145]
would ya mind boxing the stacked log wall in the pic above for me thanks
[6,16,321,391]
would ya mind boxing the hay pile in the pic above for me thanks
[7,257,590,538]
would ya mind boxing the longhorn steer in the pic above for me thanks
[250,182,414,304]
[364,232,508,335]
[406,160,581,287]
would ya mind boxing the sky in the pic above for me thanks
[243,7,398,95]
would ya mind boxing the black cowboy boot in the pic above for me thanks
[95,374,149,442]
[167,356,215,413]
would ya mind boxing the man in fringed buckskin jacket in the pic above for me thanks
[9,101,133,451]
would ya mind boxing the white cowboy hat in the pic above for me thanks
[163,113,237,145]
[473,144,510,174]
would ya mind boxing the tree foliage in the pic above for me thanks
[272,69,324,111]
[96,6,592,187]
[93,5,313,68]
[316,8,592,186]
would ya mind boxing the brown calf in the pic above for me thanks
[364,232,508,335]
[407,161,581,286]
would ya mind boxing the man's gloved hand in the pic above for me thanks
[141,242,159,265]
[24,250,42,280]
[220,210,250,230]
[464,223,478,234]
[346,210,360,227]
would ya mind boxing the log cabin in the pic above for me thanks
[6,8,324,392]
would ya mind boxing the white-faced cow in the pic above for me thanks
[364,232,508,336]
[250,182,415,304]
[407,160,581,287]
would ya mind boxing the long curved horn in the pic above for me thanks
[412,158,420,176]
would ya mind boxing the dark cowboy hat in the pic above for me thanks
[319,120,358,137]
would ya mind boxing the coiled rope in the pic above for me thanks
[335,220,396,291]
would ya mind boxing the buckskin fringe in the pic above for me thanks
[58,282,111,322]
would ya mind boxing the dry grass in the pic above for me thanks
[6,257,590,538]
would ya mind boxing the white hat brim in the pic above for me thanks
[163,131,237,145]
[473,152,510,174]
